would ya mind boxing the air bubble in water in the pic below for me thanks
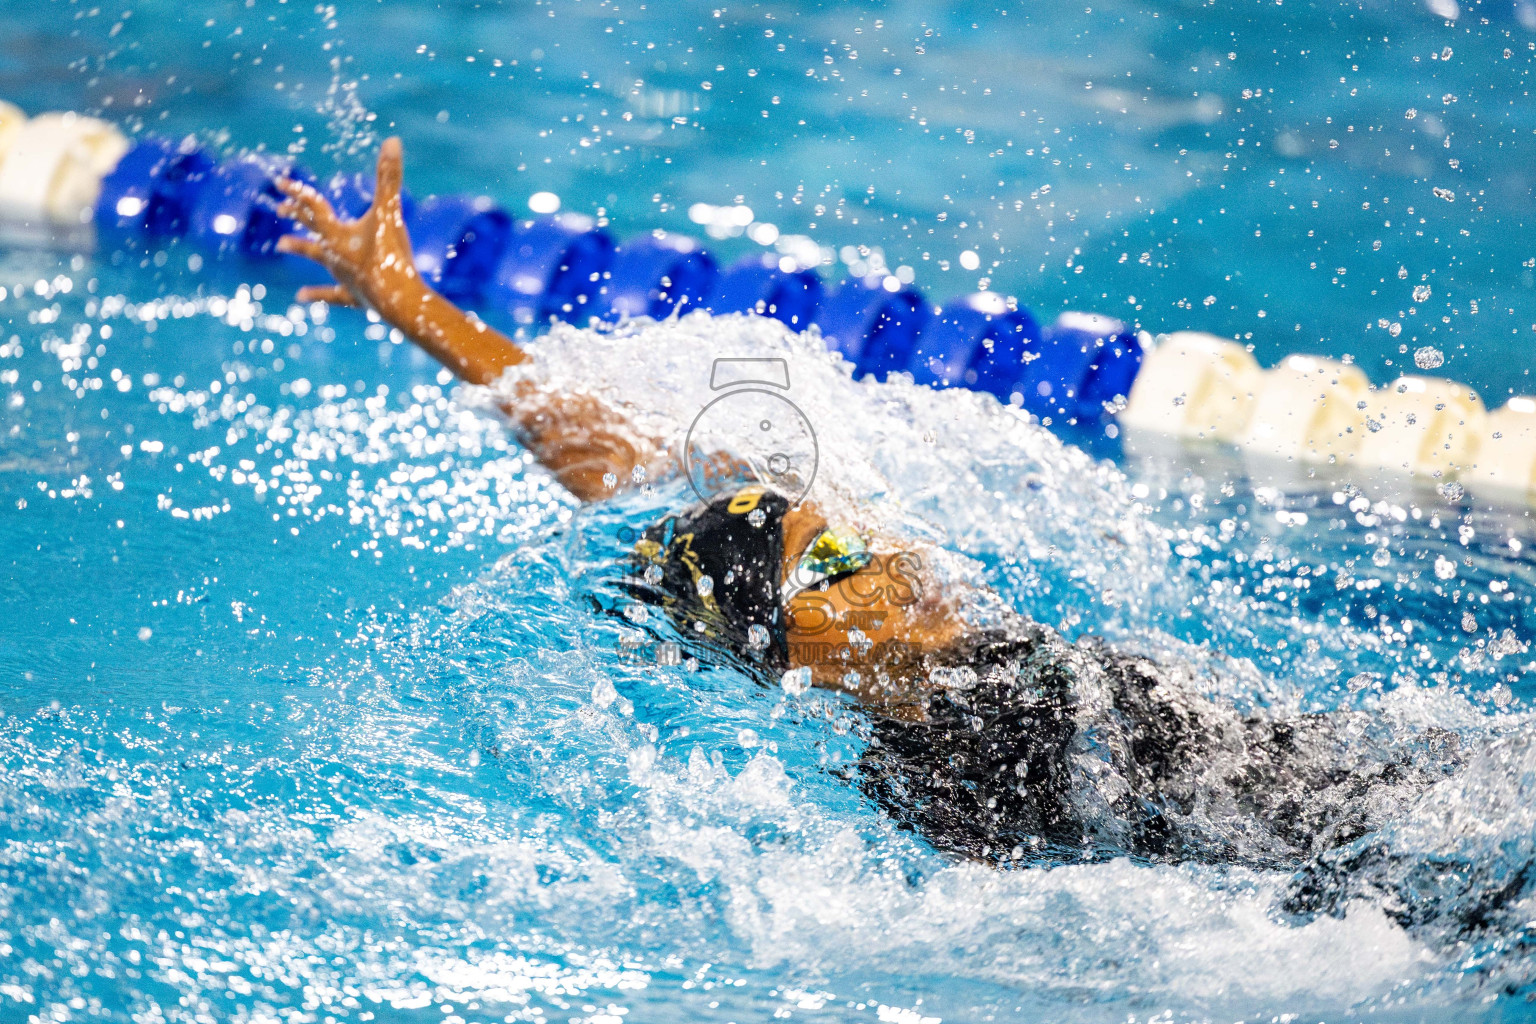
[1434,555,1457,580]
[1414,346,1444,370]
[1413,284,1432,302]
[1372,547,1391,567]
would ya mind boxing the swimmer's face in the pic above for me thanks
[778,507,966,703]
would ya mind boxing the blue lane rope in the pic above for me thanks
[910,295,1043,396]
[812,275,929,381]
[598,231,718,322]
[405,194,513,303]
[185,153,313,258]
[1021,314,1144,423]
[92,133,1147,423]
[705,253,821,330]
[482,212,614,327]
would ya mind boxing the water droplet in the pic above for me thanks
[780,666,812,695]
[644,564,663,585]
[1437,481,1464,502]
[1434,555,1457,580]
[1493,683,1514,708]
[1347,672,1379,693]
[747,623,770,649]
[696,574,714,597]
[930,665,980,690]
[1461,610,1478,633]
[592,678,618,708]
[747,507,766,527]
[1414,346,1444,370]
[1412,284,1432,302]
[1372,547,1391,567]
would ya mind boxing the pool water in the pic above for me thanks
[3,2,1536,1022]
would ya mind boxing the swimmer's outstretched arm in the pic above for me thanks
[276,138,524,387]
[275,138,667,501]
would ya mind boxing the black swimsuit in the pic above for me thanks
[857,627,1462,868]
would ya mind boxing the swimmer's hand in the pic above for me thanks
[274,137,526,386]
[274,136,665,502]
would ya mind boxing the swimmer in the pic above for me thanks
[273,139,1465,876]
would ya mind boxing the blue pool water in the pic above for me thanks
[3,2,1536,1021]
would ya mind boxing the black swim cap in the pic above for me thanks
[626,486,793,672]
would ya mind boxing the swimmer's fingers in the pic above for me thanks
[373,137,405,214]
[296,284,359,308]
[275,233,333,267]
[274,177,339,233]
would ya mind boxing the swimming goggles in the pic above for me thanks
[780,526,873,603]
